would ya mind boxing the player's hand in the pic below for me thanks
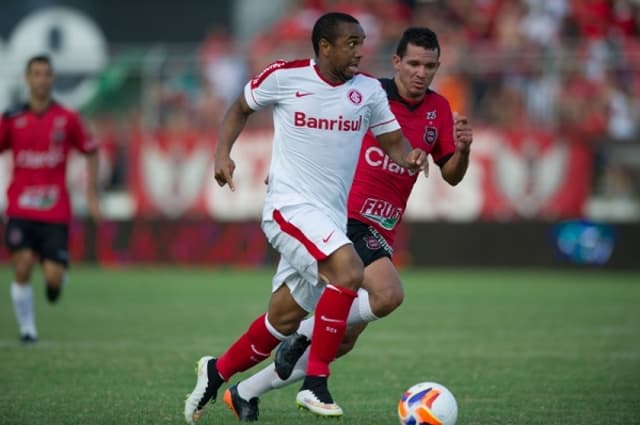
[453,112,472,154]
[214,155,236,191]
[406,148,429,178]
[87,192,102,223]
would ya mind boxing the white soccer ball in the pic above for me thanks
[397,381,458,425]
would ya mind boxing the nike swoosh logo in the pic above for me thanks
[322,231,335,243]
[320,315,345,324]
[295,91,313,97]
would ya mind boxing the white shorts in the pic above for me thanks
[262,203,351,312]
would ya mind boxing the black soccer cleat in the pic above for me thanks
[274,332,310,380]
[223,383,259,422]
[20,333,37,344]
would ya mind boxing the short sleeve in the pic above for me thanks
[244,60,287,111]
[70,112,98,154]
[367,84,400,136]
[430,99,456,163]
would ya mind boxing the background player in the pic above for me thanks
[0,54,100,342]
[184,12,427,424]
[222,27,473,421]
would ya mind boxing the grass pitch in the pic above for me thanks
[0,266,638,425]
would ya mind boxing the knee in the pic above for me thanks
[369,284,404,318]
[338,260,364,290]
[267,310,305,336]
[14,264,32,283]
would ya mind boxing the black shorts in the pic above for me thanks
[4,218,69,267]
[347,218,393,267]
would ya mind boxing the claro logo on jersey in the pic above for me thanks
[16,147,65,168]
[360,197,402,230]
[294,112,363,131]
[365,146,419,176]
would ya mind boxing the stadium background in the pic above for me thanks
[0,0,639,267]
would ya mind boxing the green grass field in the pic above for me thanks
[0,266,639,425]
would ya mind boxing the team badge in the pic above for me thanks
[424,127,437,144]
[363,235,381,250]
[9,227,23,245]
[15,117,27,129]
[51,129,65,143]
[348,89,363,105]
[426,110,436,120]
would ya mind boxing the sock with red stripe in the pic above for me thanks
[216,313,284,380]
[306,284,357,377]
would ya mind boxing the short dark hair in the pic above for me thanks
[311,12,360,56]
[26,54,52,73]
[396,27,440,58]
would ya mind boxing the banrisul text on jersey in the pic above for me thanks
[293,112,363,131]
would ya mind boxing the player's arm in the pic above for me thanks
[85,151,101,221]
[375,130,427,174]
[70,113,101,221]
[214,94,255,191]
[440,113,472,186]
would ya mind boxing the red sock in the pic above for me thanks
[307,284,357,377]
[216,313,281,380]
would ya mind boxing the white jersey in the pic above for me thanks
[245,58,400,229]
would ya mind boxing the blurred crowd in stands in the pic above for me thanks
[98,0,640,200]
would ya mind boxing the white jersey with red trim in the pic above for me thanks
[244,58,400,229]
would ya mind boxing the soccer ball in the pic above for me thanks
[397,382,458,425]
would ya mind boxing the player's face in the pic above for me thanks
[393,43,440,101]
[321,22,365,83]
[26,61,54,100]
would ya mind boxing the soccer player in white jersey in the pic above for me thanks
[221,27,474,422]
[184,12,427,424]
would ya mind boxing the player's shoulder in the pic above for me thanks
[49,101,83,122]
[424,89,451,108]
[2,103,29,119]
[251,58,311,87]
[353,72,383,86]
[352,73,389,97]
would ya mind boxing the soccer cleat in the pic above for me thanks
[20,333,37,344]
[223,383,259,422]
[274,332,310,380]
[296,376,343,417]
[184,356,223,424]
[296,390,344,417]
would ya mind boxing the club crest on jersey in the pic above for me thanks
[363,235,381,250]
[424,127,437,144]
[426,110,437,120]
[348,89,363,105]
[51,129,65,143]
[15,117,27,129]
[9,227,23,245]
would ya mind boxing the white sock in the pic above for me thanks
[297,316,314,339]
[349,287,379,325]
[237,352,308,400]
[10,282,37,337]
[297,288,379,339]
